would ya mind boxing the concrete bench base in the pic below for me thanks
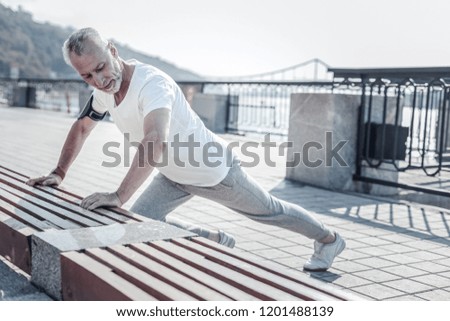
[32,221,194,299]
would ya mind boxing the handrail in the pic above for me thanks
[329,67,450,83]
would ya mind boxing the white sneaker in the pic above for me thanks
[303,232,345,272]
[218,230,236,248]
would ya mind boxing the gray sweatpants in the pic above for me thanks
[130,158,331,241]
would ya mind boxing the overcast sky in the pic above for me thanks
[2,0,450,77]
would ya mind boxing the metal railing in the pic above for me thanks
[178,80,360,137]
[0,77,88,115]
[331,67,450,197]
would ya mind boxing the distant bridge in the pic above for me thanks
[210,58,332,82]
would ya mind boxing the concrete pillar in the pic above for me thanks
[286,93,359,191]
[191,93,228,134]
[179,83,203,106]
[31,222,194,300]
[286,93,402,196]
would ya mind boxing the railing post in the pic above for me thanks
[354,79,366,178]
[225,84,231,133]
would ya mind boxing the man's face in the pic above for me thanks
[70,39,123,94]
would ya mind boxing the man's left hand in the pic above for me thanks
[80,192,122,210]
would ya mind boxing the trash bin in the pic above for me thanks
[12,86,36,108]
[364,122,409,160]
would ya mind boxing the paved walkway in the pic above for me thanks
[1,106,450,301]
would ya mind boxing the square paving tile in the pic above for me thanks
[381,253,423,265]
[331,274,373,288]
[403,251,446,261]
[331,261,371,273]
[429,244,450,257]
[434,258,450,268]
[353,269,401,283]
[338,249,371,261]
[385,295,425,301]
[403,239,444,250]
[356,227,394,237]
[378,233,417,243]
[377,243,416,254]
[265,229,304,240]
[252,248,293,260]
[279,245,313,256]
[353,257,398,269]
[438,271,450,279]
[351,283,404,300]
[357,236,393,246]
[355,246,394,257]
[273,256,304,268]
[259,238,298,248]
[238,232,276,242]
[381,265,427,278]
[415,289,450,301]
[411,274,450,288]
[383,279,434,294]
[236,241,270,251]
[408,261,450,273]
[345,240,377,250]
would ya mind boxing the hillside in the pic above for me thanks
[0,4,202,80]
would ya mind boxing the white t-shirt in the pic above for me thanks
[92,60,231,186]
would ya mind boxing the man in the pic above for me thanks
[27,28,345,271]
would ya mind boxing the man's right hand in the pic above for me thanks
[26,173,63,186]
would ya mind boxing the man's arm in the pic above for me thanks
[26,116,98,186]
[80,108,170,210]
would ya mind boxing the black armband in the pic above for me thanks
[77,95,106,121]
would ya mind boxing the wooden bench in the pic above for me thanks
[61,237,359,301]
[0,164,360,301]
[0,164,150,274]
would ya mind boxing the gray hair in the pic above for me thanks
[62,27,109,66]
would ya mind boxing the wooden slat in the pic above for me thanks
[0,172,109,226]
[0,165,29,179]
[0,193,52,231]
[0,166,147,223]
[130,243,260,301]
[0,166,86,202]
[173,238,337,301]
[35,185,141,224]
[193,237,360,301]
[0,211,35,273]
[149,240,301,300]
[85,248,197,301]
[0,186,81,229]
[0,180,101,227]
[60,251,157,301]
[107,245,231,300]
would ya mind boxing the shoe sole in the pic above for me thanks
[303,238,346,272]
